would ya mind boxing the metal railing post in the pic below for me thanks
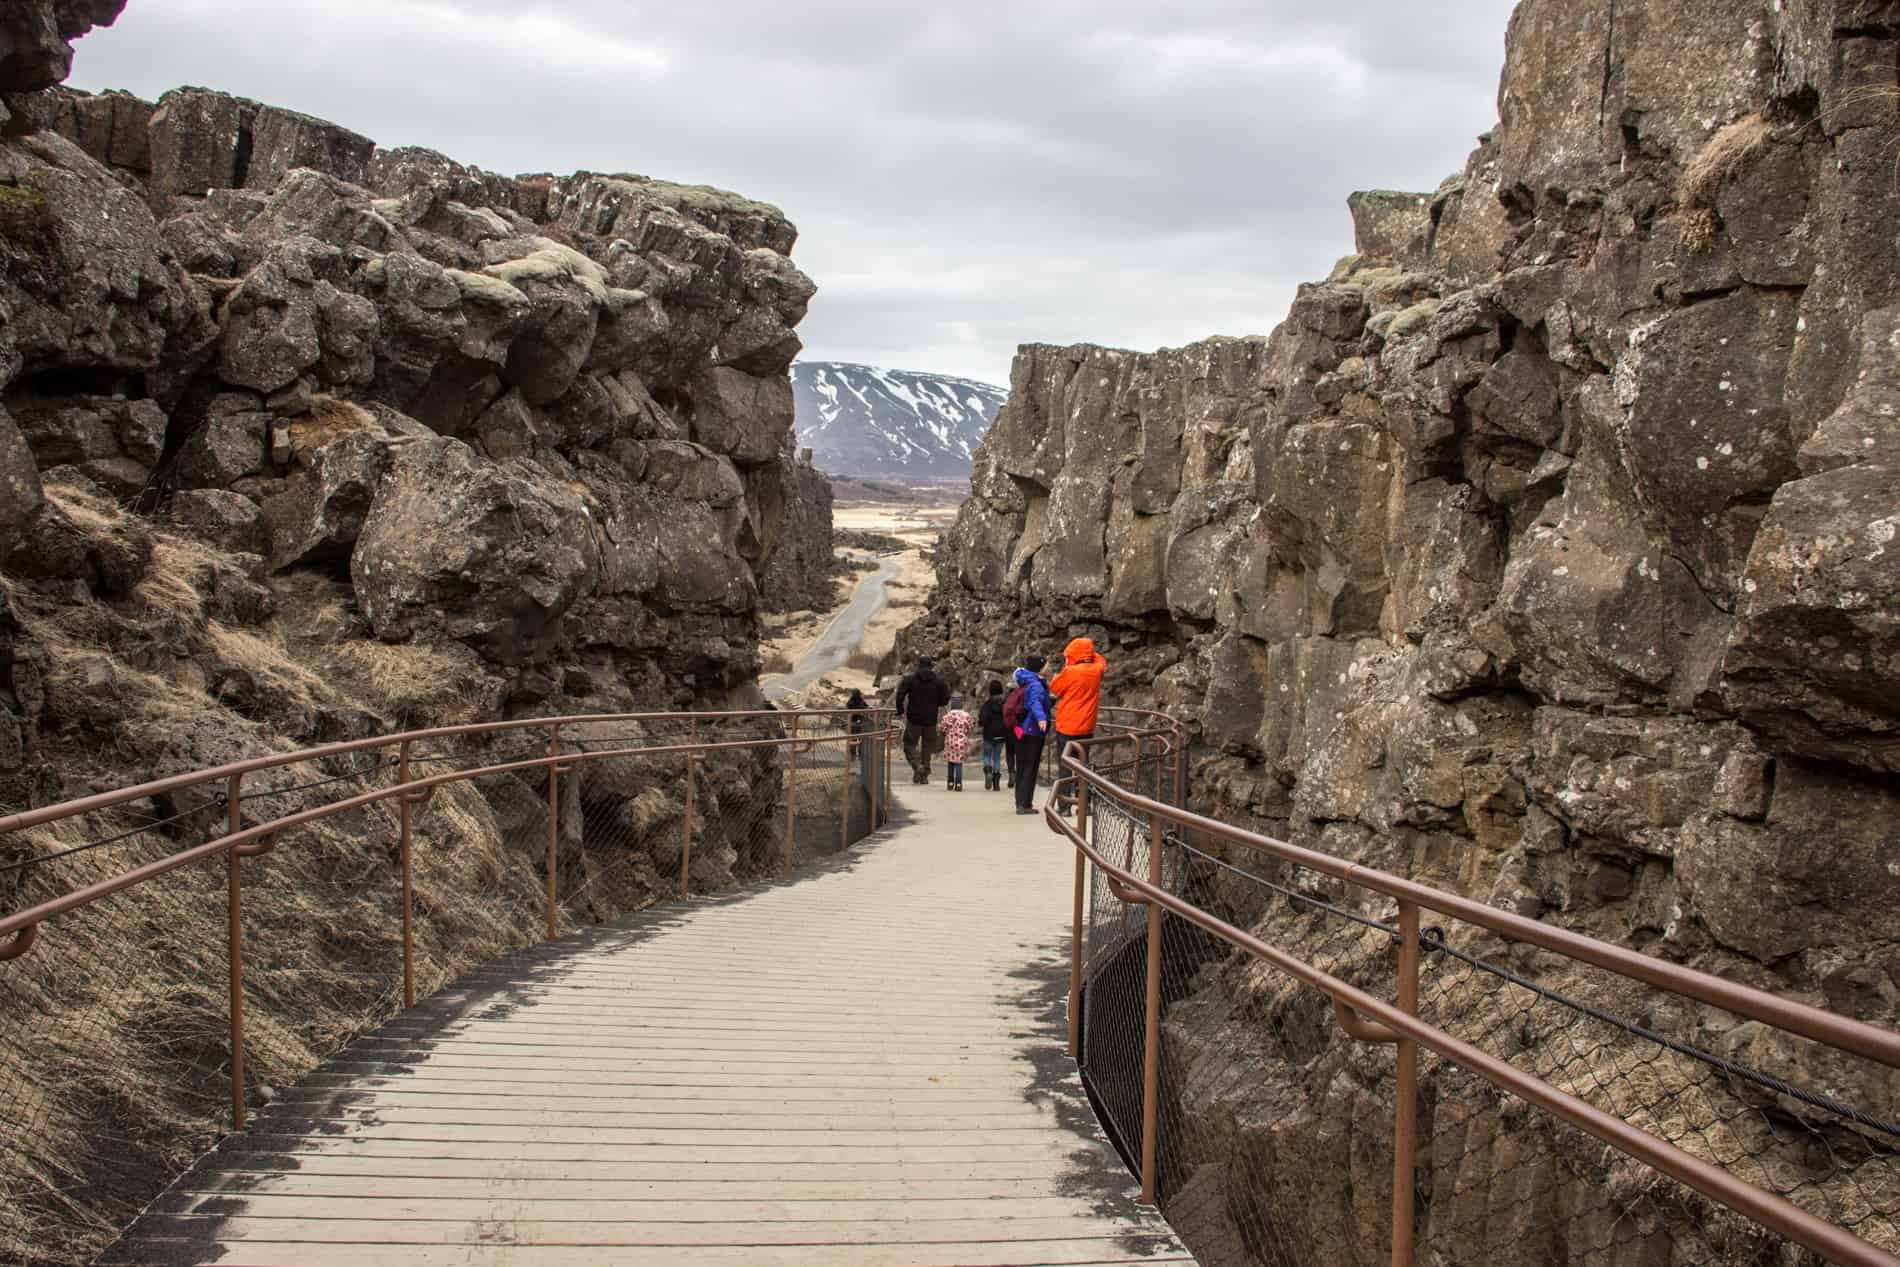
[1173,724,1187,809]
[680,751,697,900]
[545,723,561,940]
[783,717,799,873]
[1140,806,1165,1205]
[226,772,247,1132]
[1070,763,1090,1059]
[399,740,415,1009]
[1393,900,1421,1267]
[869,719,880,832]
[838,731,850,851]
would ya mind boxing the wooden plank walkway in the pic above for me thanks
[102,772,1192,1266]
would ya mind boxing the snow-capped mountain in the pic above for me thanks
[792,361,1008,479]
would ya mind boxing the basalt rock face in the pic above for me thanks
[906,2,1900,1261]
[758,443,837,612]
[2,77,822,737]
[0,28,833,1267]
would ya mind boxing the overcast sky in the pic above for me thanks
[69,1,1519,386]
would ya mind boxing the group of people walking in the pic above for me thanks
[890,638,1107,816]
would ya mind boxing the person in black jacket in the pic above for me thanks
[844,688,869,767]
[892,657,951,784]
[976,680,1009,791]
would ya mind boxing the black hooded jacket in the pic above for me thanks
[894,666,951,726]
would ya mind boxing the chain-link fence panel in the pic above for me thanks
[1068,755,1900,1267]
[1411,928,1900,1267]
[0,708,897,1267]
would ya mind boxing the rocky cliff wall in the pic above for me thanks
[0,9,841,1262]
[904,1,1900,1259]
[1,25,827,774]
[759,444,837,612]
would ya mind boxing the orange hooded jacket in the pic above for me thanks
[1050,637,1107,736]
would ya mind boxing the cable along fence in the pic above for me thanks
[1056,721,1900,1267]
[0,706,895,1267]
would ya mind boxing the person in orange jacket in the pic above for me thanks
[1049,637,1107,807]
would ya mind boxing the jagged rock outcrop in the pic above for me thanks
[906,2,1900,1261]
[3,75,823,730]
[0,13,844,1264]
[758,443,837,611]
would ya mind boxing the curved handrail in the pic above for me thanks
[1049,805,1897,1267]
[0,724,881,942]
[1049,729,1900,1267]
[1,703,901,1266]
[1052,737,1900,1071]
[0,707,877,836]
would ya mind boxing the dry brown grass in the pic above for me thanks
[130,537,227,626]
[204,621,331,702]
[316,638,487,726]
[40,479,123,533]
[285,396,377,465]
[1676,114,1773,255]
[1681,113,1771,208]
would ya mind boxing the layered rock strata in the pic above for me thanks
[904,1,1900,1260]
[2,70,823,772]
[0,9,837,1262]
[759,445,837,612]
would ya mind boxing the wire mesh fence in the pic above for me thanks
[0,707,894,1267]
[1068,756,1900,1267]
[1410,929,1900,1266]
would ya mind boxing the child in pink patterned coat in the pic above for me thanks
[938,695,974,792]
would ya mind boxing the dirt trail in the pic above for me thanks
[763,555,903,700]
[759,503,954,708]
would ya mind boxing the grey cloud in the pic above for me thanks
[68,0,1519,383]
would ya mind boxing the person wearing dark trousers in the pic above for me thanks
[977,680,1009,791]
[844,687,869,767]
[1011,654,1052,815]
[893,657,951,784]
[1001,677,1027,787]
[1049,637,1107,812]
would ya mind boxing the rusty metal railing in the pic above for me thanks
[1050,724,1900,1267]
[0,705,897,1267]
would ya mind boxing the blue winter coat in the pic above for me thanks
[1013,667,1052,735]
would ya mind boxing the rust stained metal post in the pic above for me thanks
[226,772,247,1132]
[838,730,849,852]
[399,740,415,1009]
[1140,806,1165,1205]
[1392,900,1421,1267]
[679,752,697,900]
[545,723,561,940]
[1173,724,1186,809]
[869,717,880,832]
[1069,768,1090,1059]
[783,717,799,873]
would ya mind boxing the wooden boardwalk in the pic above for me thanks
[103,773,1192,1266]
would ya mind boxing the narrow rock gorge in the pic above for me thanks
[904,1,1900,1260]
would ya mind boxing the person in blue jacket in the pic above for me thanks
[1012,654,1052,815]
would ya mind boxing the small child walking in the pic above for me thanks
[939,694,974,791]
[977,680,1009,791]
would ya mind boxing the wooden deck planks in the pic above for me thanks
[102,779,1192,1266]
